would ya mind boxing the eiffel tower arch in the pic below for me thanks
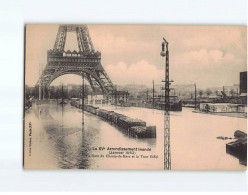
[36,24,116,99]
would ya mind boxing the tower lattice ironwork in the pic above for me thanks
[161,38,171,170]
[36,24,116,99]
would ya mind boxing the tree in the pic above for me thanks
[198,90,203,98]
[230,89,235,97]
[190,93,194,99]
[205,88,212,98]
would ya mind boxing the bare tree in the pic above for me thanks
[230,89,235,97]
[198,90,203,98]
[190,93,194,99]
[205,88,212,98]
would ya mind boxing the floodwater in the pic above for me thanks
[24,101,247,170]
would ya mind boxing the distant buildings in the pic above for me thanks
[240,71,247,95]
[239,71,247,104]
[25,71,247,105]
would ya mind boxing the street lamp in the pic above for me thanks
[161,37,171,170]
[160,41,166,57]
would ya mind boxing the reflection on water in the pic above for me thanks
[25,102,159,169]
[24,101,247,170]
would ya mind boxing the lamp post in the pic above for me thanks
[161,38,171,170]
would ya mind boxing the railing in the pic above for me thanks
[47,49,101,58]
[48,57,101,63]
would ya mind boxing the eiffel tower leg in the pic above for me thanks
[39,82,42,100]
[53,25,67,51]
[87,70,107,94]
[94,69,116,94]
[42,85,45,100]
[85,73,96,93]
[93,71,111,94]
[45,86,49,100]
[48,86,51,100]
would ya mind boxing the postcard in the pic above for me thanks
[24,24,247,170]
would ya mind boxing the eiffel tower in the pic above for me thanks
[37,24,116,99]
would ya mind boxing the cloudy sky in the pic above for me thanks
[25,24,247,88]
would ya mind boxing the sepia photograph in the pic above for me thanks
[0,0,248,192]
[24,24,247,170]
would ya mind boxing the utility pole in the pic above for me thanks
[160,37,171,170]
[195,83,197,110]
[153,80,155,108]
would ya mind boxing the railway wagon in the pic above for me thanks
[95,108,100,116]
[71,104,157,139]
[96,108,106,117]
[88,106,98,115]
[112,112,125,125]
[107,111,115,122]
[129,126,156,138]
[97,108,103,117]
[84,105,90,112]
[98,109,111,120]
[118,116,146,131]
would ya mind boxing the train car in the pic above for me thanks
[107,111,115,123]
[129,126,156,138]
[101,110,110,120]
[112,112,124,124]
[118,116,146,131]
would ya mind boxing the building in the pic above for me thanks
[239,71,247,104]
[110,91,129,105]
[87,94,105,104]
[240,71,247,95]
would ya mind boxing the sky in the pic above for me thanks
[25,24,247,88]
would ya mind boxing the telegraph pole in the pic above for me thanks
[160,37,171,170]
